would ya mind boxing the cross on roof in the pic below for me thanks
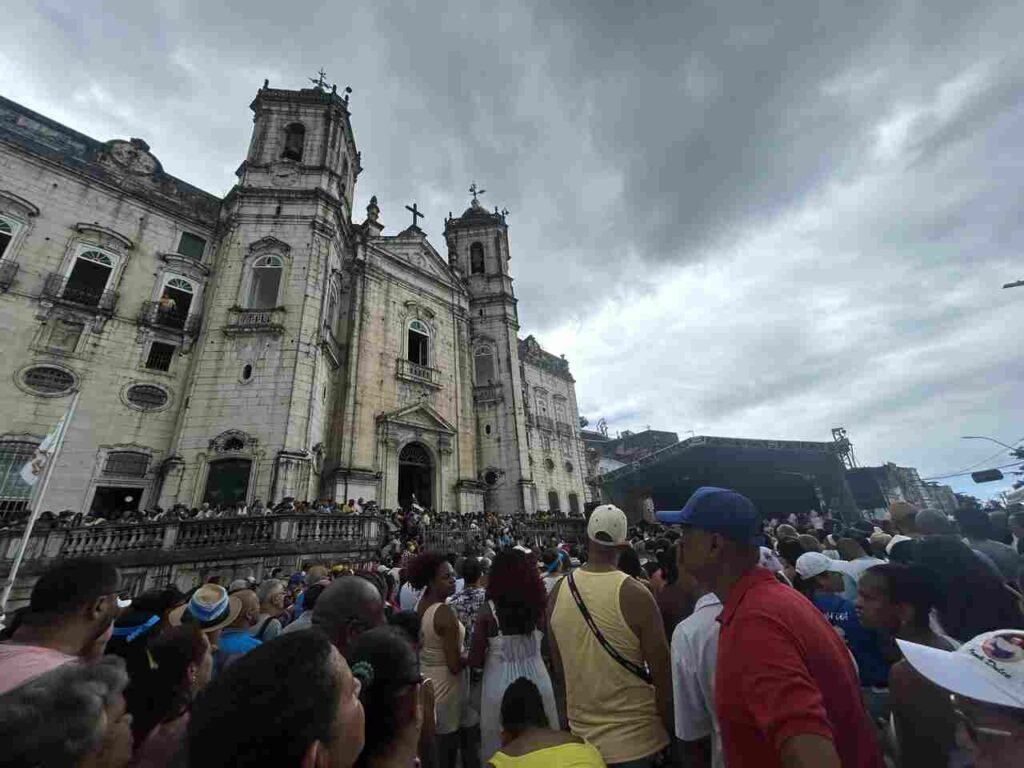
[405,202,424,229]
[309,68,330,91]
[469,182,486,203]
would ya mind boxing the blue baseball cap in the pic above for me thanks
[656,486,762,545]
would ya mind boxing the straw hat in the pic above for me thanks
[168,584,241,633]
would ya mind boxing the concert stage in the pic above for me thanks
[599,435,859,524]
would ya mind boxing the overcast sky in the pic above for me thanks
[4,1,1023,499]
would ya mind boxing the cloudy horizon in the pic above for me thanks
[4,1,1022,499]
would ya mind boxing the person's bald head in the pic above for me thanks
[311,575,386,658]
[231,589,260,629]
[306,565,329,583]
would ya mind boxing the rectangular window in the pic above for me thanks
[47,319,84,353]
[103,452,150,477]
[0,440,35,519]
[177,232,207,260]
[145,341,176,371]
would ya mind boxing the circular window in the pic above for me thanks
[484,470,498,486]
[21,366,75,396]
[565,461,574,473]
[125,384,169,411]
[545,458,555,471]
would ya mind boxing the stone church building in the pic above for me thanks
[0,81,588,518]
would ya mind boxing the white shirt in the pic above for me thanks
[670,593,723,768]
[399,582,423,611]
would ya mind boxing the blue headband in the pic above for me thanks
[111,614,160,643]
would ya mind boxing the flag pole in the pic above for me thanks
[0,391,81,619]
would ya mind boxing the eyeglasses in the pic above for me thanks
[952,696,1015,746]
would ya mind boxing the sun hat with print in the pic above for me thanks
[587,504,628,546]
[168,584,242,633]
[795,551,853,580]
[897,630,1024,709]
[656,486,762,545]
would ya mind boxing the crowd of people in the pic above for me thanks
[1,491,1023,767]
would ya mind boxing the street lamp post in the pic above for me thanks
[961,436,1020,451]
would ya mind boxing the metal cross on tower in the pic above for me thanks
[469,182,486,203]
[309,68,330,91]
[405,202,424,229]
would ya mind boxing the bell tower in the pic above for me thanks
[163,76,360,511]
[445,187,535,514]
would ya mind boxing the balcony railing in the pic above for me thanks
[0,514,385,567]
[0,260,18,292]
[473,384,503,404]
[41,272,118,313]
[396,358,441,387]
[138,301,201,334]
[556,421,574,437]
[224,307,286,335]
[535,414,555,432]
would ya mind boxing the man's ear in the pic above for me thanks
[88,596,107,621]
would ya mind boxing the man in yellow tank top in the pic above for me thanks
[547,504,671,767]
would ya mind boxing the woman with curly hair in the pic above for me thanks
[409,551,464,768]
[469,549,558,764]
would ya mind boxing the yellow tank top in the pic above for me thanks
[550,569,668,764]
[488,741,607,767]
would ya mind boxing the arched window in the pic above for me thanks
[535,391,549,418]
[547,490,561,513]
[407,319,430,366]
[282,123,306,161]
[474,346,495,383]
[248,255,283,309]
[65,249,114,306]
[568,492,580,515]
[0,217,17,260]
[325,286,339,332]
[158,276,195,326]
[470,242,485,275]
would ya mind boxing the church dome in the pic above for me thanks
[459,198,500,220]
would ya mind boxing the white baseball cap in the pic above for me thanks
[897,630,1024,709]
[795,551,852,580]
[587,504,628,546]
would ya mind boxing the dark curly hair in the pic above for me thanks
[406,552,448,590]
[486,549,547,633]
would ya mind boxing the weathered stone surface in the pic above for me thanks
[0,85,587,517]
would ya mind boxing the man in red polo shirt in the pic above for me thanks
[660,487,882,768]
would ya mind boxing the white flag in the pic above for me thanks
[19,408,71,487]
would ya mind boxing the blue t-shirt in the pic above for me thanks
[215,629,262,674]
[811,592,889,687]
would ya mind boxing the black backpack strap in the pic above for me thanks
[566,571,651,684]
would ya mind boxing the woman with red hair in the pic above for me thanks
[470,549,558,764]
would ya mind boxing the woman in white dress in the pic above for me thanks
[469,549,558,764]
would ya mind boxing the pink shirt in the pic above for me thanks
[0,642,75,693]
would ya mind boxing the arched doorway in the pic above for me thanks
[398,443,432,511]
[204,458,252,506]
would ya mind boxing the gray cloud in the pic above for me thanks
[4,1,1023,498]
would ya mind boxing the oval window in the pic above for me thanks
[242,364,253,381]
[565,461,574,473]
[484,470,498,486]
[485,424,492,435]
[22,366,75,395]
[545,458,555,471]
[126,384,169,411]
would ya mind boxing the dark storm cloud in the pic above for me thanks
[3,1,1023,497]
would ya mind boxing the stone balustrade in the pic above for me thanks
[0,514,385,575]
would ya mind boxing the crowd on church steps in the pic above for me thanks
[1,489,1023,767]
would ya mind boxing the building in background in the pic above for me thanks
[581,427,679,504]
[0,81,586,519]
[846,463,957,518]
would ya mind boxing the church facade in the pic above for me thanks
[0,82,588,518]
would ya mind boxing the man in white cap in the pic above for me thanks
[547,504,671,767]
[898,629,1024,767]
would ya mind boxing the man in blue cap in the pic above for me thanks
[658,487,882,768]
